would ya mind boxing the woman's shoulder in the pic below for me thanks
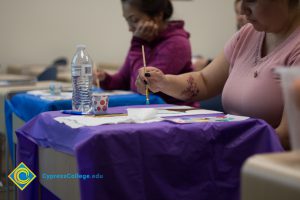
[284,26,300,65]
[224,23,261,67]
[236,23,259,41]
[167,20,185,28]
[156,20,191,49]
[229,23,262,52]
[286,26,300,46]
[162,20,190,39]
[239,23,255,33]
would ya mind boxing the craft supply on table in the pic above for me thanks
[142,45,150,105]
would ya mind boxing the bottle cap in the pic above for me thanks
[76,44,86,49]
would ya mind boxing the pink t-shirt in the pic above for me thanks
[223,24,300,128]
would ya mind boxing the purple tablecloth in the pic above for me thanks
[16,105,283,200]
[5,92,165,165]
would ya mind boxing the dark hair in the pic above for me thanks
[121,0,173,20]
[289,0,299,7]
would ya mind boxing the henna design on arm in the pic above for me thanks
[181,75,200,99]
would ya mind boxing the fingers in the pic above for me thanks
[93,69,106,83]
[140,21,157,36]
[134,20,158,41]
[143,68,162,82]
[92,68,98,85]
[137,67,148,85]
[135,73,147,94]
[137,66,158,82]
[136,67,164,93]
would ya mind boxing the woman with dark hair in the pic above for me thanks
[136,0,300,149]
[93,0,194,105]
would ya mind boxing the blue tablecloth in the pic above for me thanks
[8,92,165,122]
[5,92,165,165]
[16,105,283,200]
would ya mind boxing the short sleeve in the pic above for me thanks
[224,30,241,64]
[289,46,300,67]
[224,24,252,66]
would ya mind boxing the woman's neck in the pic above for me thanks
[263,9,300,56]
[271,8,300,41]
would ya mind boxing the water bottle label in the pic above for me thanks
[71,64,92,76]
[83,64,92,75]
[72,65,81,76]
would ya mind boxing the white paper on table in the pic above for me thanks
[165,114,249,124]
[27,90,50,96]
[156,109,222,117]
[27,90,72,100]
[185,109,223,115]
[93,90,134,96]
[27,89,133,101]
[226,114,249,121]
[156,105,194,110]
[41,93,72,100]
[54,115,163,129]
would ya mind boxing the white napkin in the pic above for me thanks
[127,108,158,122]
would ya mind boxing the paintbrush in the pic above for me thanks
[142,45,150,105]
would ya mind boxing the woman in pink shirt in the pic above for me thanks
[136,0,300,150]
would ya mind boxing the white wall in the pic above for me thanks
[0,0,235,70]
[173,0,236,58]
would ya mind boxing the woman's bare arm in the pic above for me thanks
[136,51,230,102]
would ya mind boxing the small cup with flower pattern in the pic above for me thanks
[92,94,109,115]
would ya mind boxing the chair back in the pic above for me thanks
[200,95,224,112]
[37,64,57,81]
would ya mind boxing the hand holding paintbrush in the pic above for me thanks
[93,66,106,88]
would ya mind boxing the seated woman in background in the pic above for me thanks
[93,0,195,106]
[136,0,300,150]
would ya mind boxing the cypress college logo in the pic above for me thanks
[8,162,36,190]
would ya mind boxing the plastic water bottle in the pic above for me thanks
[71,45,93,113]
